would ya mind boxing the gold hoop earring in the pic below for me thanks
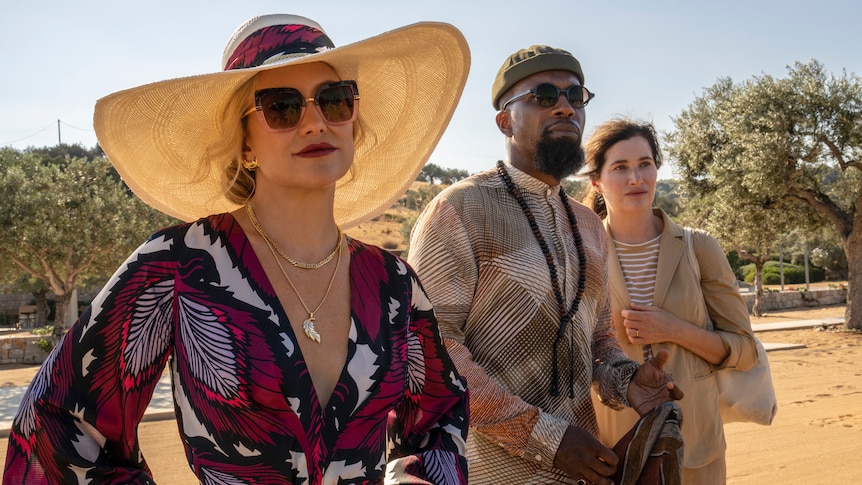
[242,157,259,171]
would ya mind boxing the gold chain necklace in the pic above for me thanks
[246,204,342,343]
[247,204,342,269]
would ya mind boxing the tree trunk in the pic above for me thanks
[845,228,861,330]
[34,288,49,327]
[51,291,71,341]
[752,262,764,317]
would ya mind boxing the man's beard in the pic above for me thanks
[534,135,585,182]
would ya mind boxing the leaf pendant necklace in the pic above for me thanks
[302,317,321,343]
[246,204,342,344]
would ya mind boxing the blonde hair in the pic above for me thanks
[212,78,257,206]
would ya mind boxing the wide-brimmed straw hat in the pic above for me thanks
[94,14,470,228]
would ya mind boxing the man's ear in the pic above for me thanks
[496,110,513,137]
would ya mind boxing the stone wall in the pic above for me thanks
[0,334,50,364]
[0,288,848,365]
[0,293,34,327]
[0,293,33,312]
[740,288,847,312]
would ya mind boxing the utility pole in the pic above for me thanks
[57,119,61,145]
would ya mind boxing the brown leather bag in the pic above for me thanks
[611,402,684,485]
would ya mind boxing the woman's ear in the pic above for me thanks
[242,140,253,162]
[495,110,513,137]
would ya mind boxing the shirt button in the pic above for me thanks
[535,454,542,462]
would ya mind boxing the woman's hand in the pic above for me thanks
[621,302,683,345]
[623,302,730,365]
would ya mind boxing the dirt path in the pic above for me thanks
[1,304,857,483]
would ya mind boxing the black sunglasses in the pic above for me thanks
[501,83,595,110]
[244,80,360,131]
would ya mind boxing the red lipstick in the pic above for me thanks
[296,143,336,157]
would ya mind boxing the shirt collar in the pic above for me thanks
[502,161,560,196]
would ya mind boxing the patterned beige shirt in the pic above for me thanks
[408,162,639,484]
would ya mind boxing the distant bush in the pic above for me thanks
[740,260,825,285]
[381,239,400,250]
[726,250,745,280]
[403,185,443,211]
[374,212,406,223]
[31,325,55,353]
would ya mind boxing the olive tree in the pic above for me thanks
[677,187,817,316]
[666,60,862,328]
[0,147,176,339]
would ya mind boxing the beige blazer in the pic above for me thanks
[593,209,758,468]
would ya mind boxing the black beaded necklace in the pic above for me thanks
[497,160,587,398]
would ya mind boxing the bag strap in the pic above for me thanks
[684,227,701,282]
[685,227,712,330]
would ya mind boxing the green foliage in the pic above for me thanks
[666,59,862,328]
[418,163,470,185]
[36,339,53,353]
[667,60,861,239]
[0,146,178,332]
[26,144,105,165]
[31,325,55,353]
[654,179,682,218]
[561,177,588,198]
[725,250,744,279]
[373,212,406,223]
[740,260,825,285]
[781,226,848,280]
[403,184,444,211]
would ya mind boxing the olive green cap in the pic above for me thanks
[491,45,584,110]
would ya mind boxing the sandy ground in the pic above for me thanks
[723,305,862,484]
[1,304,859,483]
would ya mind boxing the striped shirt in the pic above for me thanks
[613,235,660,361]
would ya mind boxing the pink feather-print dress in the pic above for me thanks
[3,213,469,485]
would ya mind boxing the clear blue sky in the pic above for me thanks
[2,1,860,180]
